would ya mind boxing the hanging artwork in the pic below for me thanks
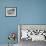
[5,7,16,16]
[18,24,46,41]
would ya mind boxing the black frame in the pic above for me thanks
[5,7,17,17]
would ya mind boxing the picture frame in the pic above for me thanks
[5,7,16,16]
[18,24,46,42]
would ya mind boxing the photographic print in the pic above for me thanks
[18,24,46,42]
[6,7,16,16]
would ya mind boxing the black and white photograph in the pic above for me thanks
[6,7,16,16]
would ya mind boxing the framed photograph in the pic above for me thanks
[18,24,46,42]
[5,7,16,16]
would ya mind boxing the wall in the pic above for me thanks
[0,0,46,44]
[20,0,46,24]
